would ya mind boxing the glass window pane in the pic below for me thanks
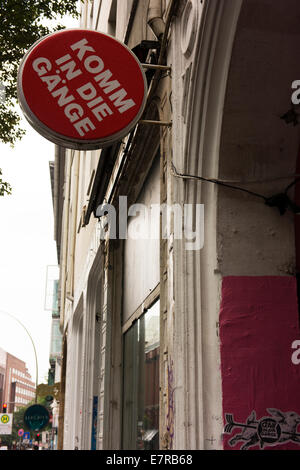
[122,300,160,450]
[122,322,139,449]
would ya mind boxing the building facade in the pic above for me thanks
[54,0,300,450]
[48,279,62,386]
[0,348,6,409]
[0,347,35,412]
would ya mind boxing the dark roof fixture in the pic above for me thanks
[265,193,300,215]
[132,40,161,86]
[280,107,299,126]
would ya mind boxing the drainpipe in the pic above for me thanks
[145,0,179,105]
[148,0,165,40]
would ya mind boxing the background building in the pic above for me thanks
[48,279,62,386]
[53,0,300,450]
[0,347,35,412]
[48,165,64,450]
[48,162,63,387]
[0,348,6,408]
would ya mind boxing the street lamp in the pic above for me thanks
[0,310,38,403]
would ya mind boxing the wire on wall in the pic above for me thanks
[170,161,300,215]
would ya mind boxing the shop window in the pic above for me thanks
[122,299,160,450]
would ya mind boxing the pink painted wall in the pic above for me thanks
[220,276,300,450]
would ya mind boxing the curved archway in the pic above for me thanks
[171,0,300,450]
[218,0,300,277]
[217,0,300,452]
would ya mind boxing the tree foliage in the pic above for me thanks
[36,382,60,402]
[0,0,80,194]
[0,168,11,195]
[0,382,60,448]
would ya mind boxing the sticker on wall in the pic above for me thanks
[220,276,300,450]
[224,408,300,450]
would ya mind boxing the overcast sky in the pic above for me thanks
[0,115,57,384]
[0,12,79,385]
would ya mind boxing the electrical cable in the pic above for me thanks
[170,161,267,201]
[171,161,300,185]
[170,161,300,215]
[284,177,300,194]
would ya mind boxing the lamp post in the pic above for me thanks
[0,310,38,403]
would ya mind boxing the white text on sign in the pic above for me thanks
[32,38,137,137]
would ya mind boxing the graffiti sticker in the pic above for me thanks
[224,408,300,450]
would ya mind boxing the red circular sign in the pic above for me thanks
[18,29,147,149]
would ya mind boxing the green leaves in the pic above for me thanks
[0,0,80,145]
[0,168,12,196]
[0,0,81,196]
